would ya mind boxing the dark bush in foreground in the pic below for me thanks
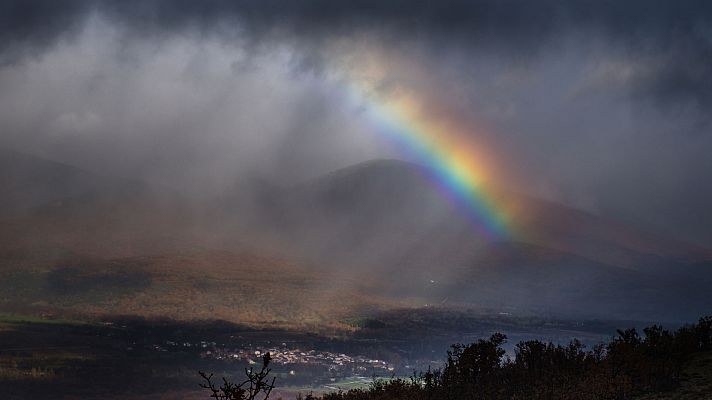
[199,353,275,400]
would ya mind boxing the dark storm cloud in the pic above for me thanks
[3,0,708,43]
[0,0,92,64]
[2,0,711,110]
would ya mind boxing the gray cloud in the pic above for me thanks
[2,1,712,112]
[0,0,711,245]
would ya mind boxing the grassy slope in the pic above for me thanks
[0,248,395,330]
[0,195,402,331]
[637,352,712,400]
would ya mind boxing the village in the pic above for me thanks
[158,340,396,376]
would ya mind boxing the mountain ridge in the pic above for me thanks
[0,152,710,322]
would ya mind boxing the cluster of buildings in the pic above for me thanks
[142,339,398,379]
[195,343,395,374]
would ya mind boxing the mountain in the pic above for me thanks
[262,159,711,268]
[0,152,710,322]
[0,149,199,259]
[0,148,109,215]
[0,148,174,218]
[0,150,389,327]
[257,159,712,321]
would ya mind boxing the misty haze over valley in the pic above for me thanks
[1,1,711,399]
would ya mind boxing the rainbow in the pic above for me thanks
[345,81,510,239]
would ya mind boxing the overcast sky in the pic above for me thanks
[1,0,711,245]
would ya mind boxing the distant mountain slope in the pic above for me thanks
[261,159,476,266]
[0,149,195,260]
[503,190,712,271]
[0,152,710,322]
[0,148,168,217]
[266,158,711,269]
[0,148,109,214]
[258,159,712,321]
